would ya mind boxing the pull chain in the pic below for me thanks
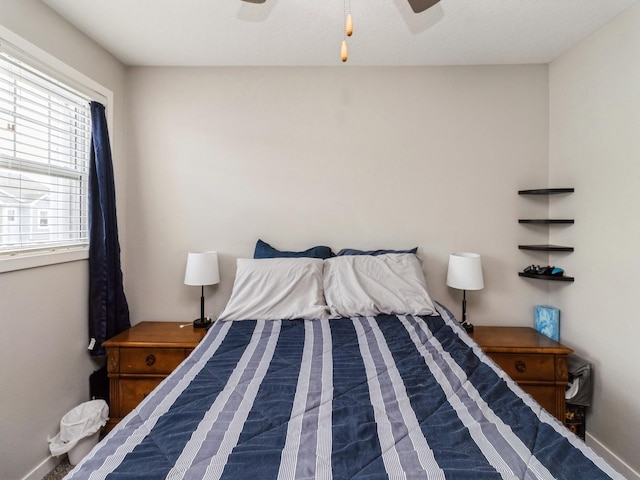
[341,0,353,62]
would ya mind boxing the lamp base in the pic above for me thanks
[461,321,474,333]
[193,317,212,329]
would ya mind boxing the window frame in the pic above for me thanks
[0,27,112,273]
[1,48,92,255]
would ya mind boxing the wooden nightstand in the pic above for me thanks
[470,326,573,423]
[103,321,207,431]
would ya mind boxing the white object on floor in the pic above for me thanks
[48,400,108,458]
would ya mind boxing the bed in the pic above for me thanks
[65,249,623,479]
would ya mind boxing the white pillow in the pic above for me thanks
[219,258,330,321]
[323,254,436,318]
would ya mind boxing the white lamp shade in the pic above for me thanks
[446,252,484,291]
[184,251,220,286]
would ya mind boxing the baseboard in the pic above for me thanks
[22,455,59,480]
[586,432,640,480]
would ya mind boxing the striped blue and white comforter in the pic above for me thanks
[67,306,622,479]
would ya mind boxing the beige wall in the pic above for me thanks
[2,1,638,478]
[549,4,640,477]
[0,1,126,479]
[124,65,549,327]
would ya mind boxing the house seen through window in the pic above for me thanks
[0,49,91,255]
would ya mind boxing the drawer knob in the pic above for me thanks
[515,360,526,373]
[146,354,156,366]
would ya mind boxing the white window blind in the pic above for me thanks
[0,49,91,255]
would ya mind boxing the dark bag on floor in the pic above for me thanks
[90,366,109,404]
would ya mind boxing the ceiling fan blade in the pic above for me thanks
[407,0,441,13]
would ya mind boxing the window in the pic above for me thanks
[38,209,49,228]
[0,49,91,256]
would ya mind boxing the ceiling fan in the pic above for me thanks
[239,0,442,62]
[240,0,442,12]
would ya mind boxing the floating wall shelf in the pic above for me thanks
[518,188,574,282]
[518,188,574,195]
[518,272,575,282]
[519,219,574,224]
[518,245,574,252]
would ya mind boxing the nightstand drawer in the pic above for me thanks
[521,385,557,415]
[120,348,186,374]
[489,353,555,381]
[119,378,164,415]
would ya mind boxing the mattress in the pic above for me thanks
[65,305,622,479]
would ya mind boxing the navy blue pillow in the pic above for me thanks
[337,247,418,256]
[254,239,334,260]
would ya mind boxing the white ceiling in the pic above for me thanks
[42,0,639,66]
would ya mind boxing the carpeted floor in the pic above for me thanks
[42,456,73,480]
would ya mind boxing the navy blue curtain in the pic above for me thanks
[88,101,130,356]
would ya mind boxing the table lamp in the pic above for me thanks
[184,251,220,328]
[446,252,484,333]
